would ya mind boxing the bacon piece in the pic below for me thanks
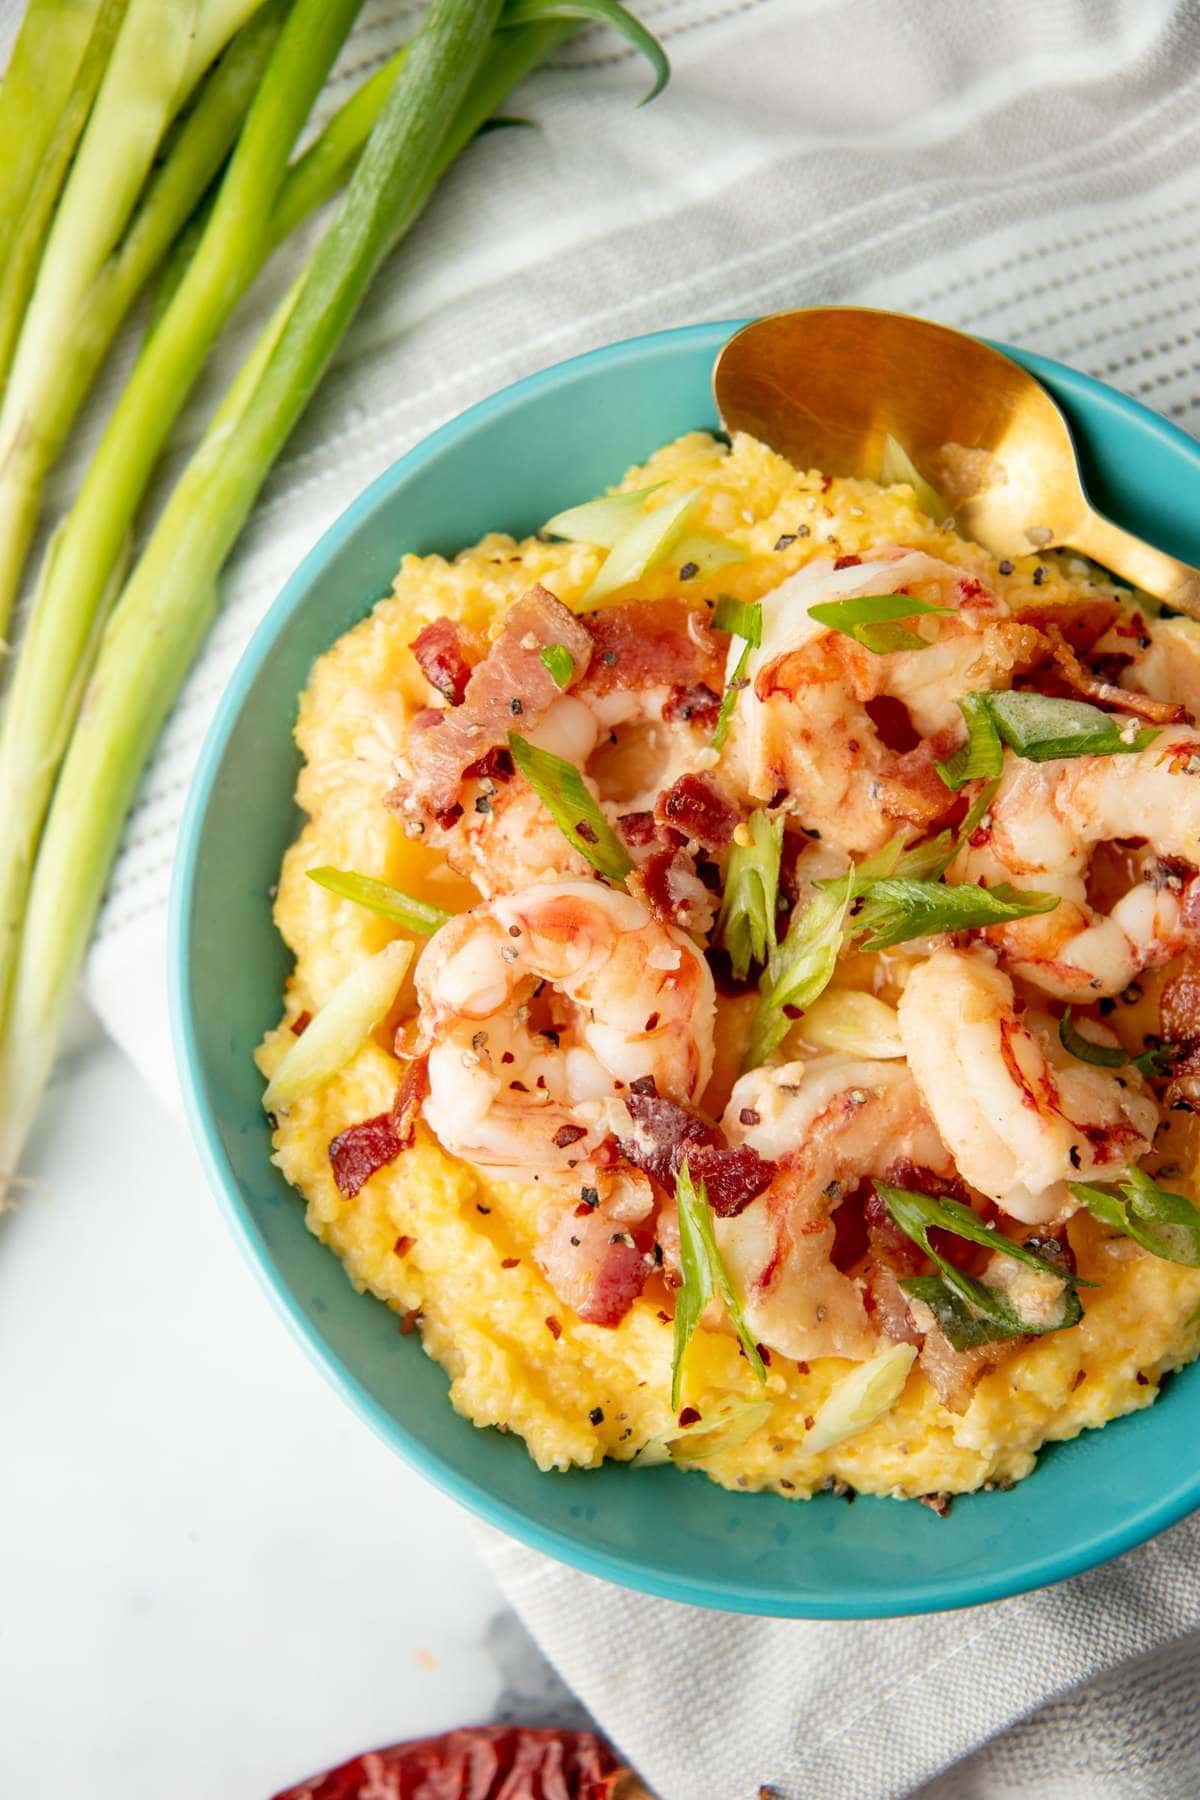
[1011,596,1120,655]
[535,1206,650,1327]
[410,617,476,705]
[270,1726,632,1800]
[579,599,724,697]
[396,585,592,817]
[328,1113,405,1198]
[662,680,722,725]
[617,1086,774,1217]
[617,809,658,848]
[1047,625,1187,724]
[628,845,715,934]
[654,771,739,849]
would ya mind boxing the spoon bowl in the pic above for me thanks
[715,307,1200,615]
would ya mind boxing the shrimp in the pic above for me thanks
[414,881,715,1178]
[713,1056,954,1361]
[399,593,730,897]
[957,723,1200,999]
[897,948,1159,1225]
[726,547,1042,853]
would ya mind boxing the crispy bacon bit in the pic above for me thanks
[395,586,592,816]
[270,1726,630,1800]
[630,845,711,931]
[617,1089,775,1217]
[617,809,658,848]
[410,616,476,705]
[328,1113,405,1198]
[289,1010,312,1036]
[579,599,724,697]
[392,1235,415,1258]
[462,744,514,783]
[391,1056,429,1148]
[1047,625,1187,724]
[654,771,739,849]
[536,1206,651,1327]
[1011,596,1120,653]
[662,680,722,725]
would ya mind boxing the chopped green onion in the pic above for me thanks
[307,866,451,935]
[508,731,632,883]
[539,643,575,689]
[633,1393,773,1466]
[877,1182,1082,1349]
[796,989,903,1059]
[1058,1008,1128,1069]
[879,433,947,522]
[716,808,782,980]
[802,1342,917,1453]
[262,939,413,1113]
[584,485,702,602]
[711,595,763,644]
[671,529,747,576]
[709,598,762,754]
[1131,1042,1176,1078]
[985,690,1158,762]
[744,872,854,1070]
[808,591,953,653]
[541,481,664,548]
[672,1159,766,1408]
[1070,1167,1200,1266]
[936,694,1004,791]
[852,876,1060,953]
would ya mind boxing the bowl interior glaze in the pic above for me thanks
[170,319,1200,1617]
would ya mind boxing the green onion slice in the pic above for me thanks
[584,486,702,602]
[307,866,451,934]
[673,529,747,577]
[744,871,854,1070]
[711,595,763,644]
[507,730,632,883]
[879,434,948,522]
[1070,1167,1200,1267]
[672,1158,766,1408]
[985,690,1158,762]
[807,591,954,654]
[263,938,413,1112]
[539,643,575,689]
[852,877,1059,953]
[876,1182,1082,1349]
[936,694,1005,791]
[541,480,664,548]
[1058,1008,1128,1069]
[802,1341,917,1453]
[716,808,782,980]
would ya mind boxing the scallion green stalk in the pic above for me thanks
[0,0,513,1188]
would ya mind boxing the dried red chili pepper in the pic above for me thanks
[271,1724,648,1799]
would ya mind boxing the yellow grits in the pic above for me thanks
[257,430,1200,1500]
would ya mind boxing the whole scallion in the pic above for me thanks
[0,0,668,1192]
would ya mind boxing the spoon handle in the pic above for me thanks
[1068,508,1200,622]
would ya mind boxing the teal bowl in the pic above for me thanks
[170,319,1200,1618]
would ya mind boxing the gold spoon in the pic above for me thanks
[714,306,1200,618]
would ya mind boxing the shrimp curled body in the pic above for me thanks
[415,881,715,1179]
[959,724,1200,1000]
[897,949,1158,1225]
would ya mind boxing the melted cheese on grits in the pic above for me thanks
[258,429,1200,1499]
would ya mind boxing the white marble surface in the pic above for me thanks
[0,1025,583,1798]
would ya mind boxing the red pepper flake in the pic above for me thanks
[833,553,861,570]
[657,1310,671,1323]
[820,473,833,493]
[399,1309,421,1335]
[678,1406,702,1427]
[545,1315,562,1340]
[919,1492,953,1517]
[1071,1369,1087,1390]
[434,801,463,830]
[739,1107,760,1126]
[462,744,514,783]
[575,819,598,845]
[796,1360,810,1374]
[392,1235,415,1258]
[1136,1371,1150,1386]
[756,1343,771,1367]
[644,1011,660,1032]
[289,1010,312,1036]
[803,1414,815,1431]
[662,681,721,726]
[553,1123,587,1149]
[501,1256,521,1269]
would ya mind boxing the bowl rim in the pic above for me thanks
[170,316,1200,1618]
